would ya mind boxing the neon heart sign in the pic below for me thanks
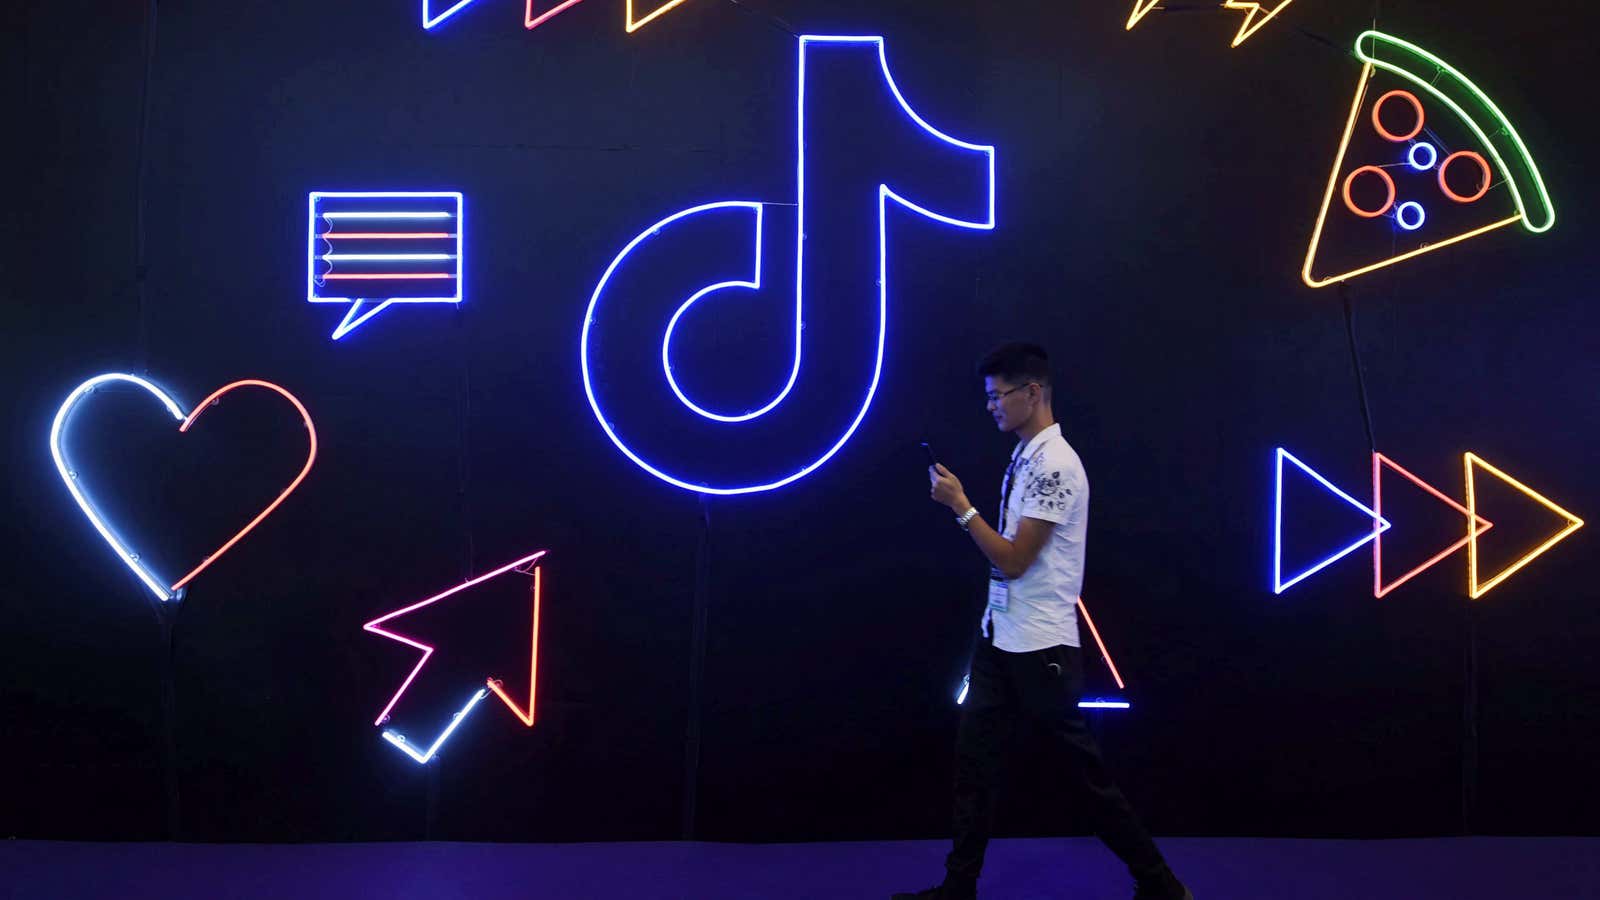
[50,374,318,602]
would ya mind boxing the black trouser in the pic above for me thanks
[946,631,1167,884]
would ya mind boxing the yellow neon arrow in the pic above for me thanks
[1126,0,1163,30]
[1221,1,1295,47]
[1465,453,1584,599]
[626,0,691,32]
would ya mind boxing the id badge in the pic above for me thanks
[987,575,1009,613]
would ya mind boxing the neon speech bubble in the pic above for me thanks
[581,35,996,495]
[308,192,464,340]
[50,374,318,602]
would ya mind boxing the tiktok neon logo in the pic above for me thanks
[581,35,997,495]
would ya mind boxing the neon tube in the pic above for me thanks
[321,254,457,261]
[1372,452,1491,599]
[1465,453,1583,599]
[1274,447,1391,594]
[380,688,490,764]
[364,551,548,727]
[1076,598,1126,690]
[320,211,454,219]
[321,273,455,280]
[322,233,457,240]
[486,566,542,727]
[50,375,317,601]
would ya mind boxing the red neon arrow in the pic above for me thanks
[1076,598,1126,690]
[364,550,547,726]
[487,565,543,726]
[1372,453,1492,599]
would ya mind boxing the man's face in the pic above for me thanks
[984,376,1032,433]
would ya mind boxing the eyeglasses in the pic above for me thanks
[985,384,1035,404]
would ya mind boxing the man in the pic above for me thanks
[895,343,1191,900]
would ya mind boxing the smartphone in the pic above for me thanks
[921,441,939,469]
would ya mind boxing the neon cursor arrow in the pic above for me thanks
[364,550,548,763]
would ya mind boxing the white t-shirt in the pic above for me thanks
[981,423,1087,652]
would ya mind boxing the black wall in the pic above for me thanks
[3,0,1597,843]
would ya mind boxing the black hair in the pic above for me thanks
[976,342,1051,389]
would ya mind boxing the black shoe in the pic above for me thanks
[891,879,977,900]
[1132,866,1192,900]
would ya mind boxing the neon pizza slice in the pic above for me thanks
[1303,31,1555,288]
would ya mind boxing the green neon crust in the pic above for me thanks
[1356,31,1555,233]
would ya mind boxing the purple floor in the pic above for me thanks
[3,836,1596,899]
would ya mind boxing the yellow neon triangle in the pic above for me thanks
[1465,453,1584,599]
[625,0,690,32]
[1126,0,1163,30]
[1302,63,1523,289]
[1222,1,1295,47]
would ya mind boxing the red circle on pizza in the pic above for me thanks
[1302,32,1556,288]
[1343,165,1396,218]
[1371,90,1425,142]
[1438,150,1493,203]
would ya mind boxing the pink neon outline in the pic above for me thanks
[322,273,454,280]
[1076,598,1126,691]
[364,550,548,726]
[526,0,585,29]
[169,380,318,592]
[323,232,456,240]
[1372,452,1493,599]
[486,565,541,726]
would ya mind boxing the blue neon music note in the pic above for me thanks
[581,35,996,494]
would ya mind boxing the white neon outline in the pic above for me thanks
[381,688,490,764]
[956,675,1130,711]
[1396,201,1426,232]
[661,204,770,421]
[50,374,188,602]
[581,35,995,494]
[422,0,481,29]
[1273,447,1391,595]
[1408,142,1438,171]
[308,192,464,341]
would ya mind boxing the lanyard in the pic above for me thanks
[998,451,1022,535]
[990,451,1026,589]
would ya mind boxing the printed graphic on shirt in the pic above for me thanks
[1017,458,1072,523]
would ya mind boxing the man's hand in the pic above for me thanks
[930,463,972,513]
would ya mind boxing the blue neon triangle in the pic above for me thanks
[1274,448,1391,594]
[423,0,482,29]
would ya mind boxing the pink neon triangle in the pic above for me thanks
[526,0,585,29]
[1373,453,1492,598]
